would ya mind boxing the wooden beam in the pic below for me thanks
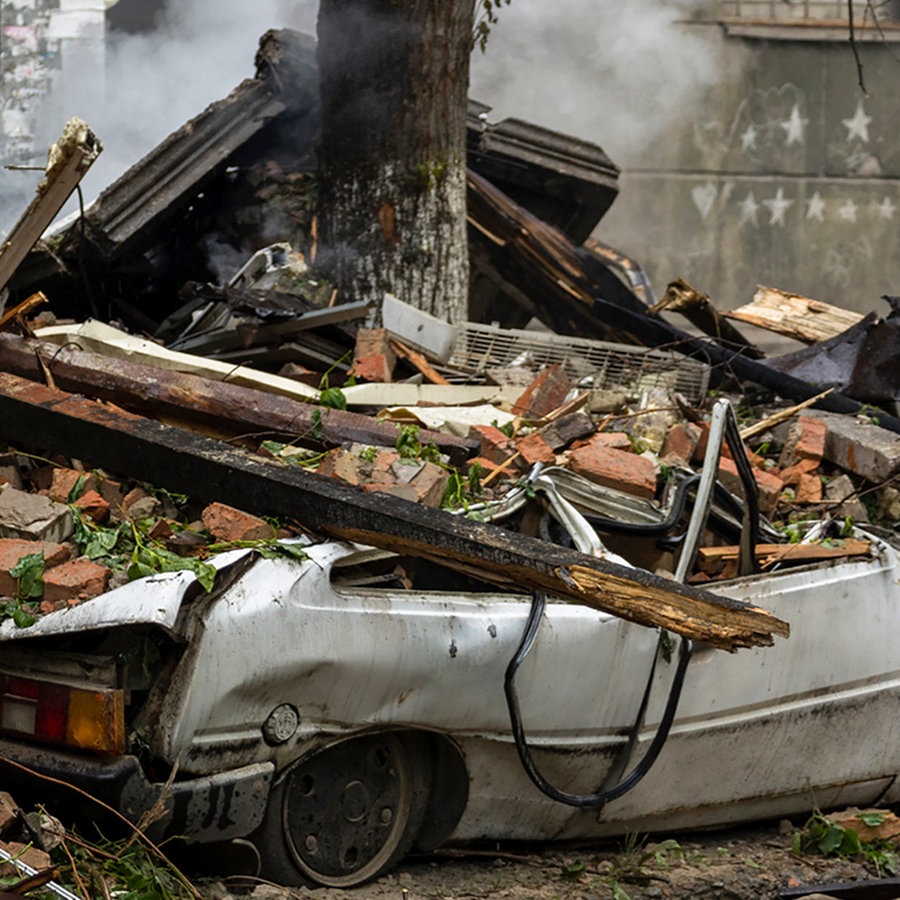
[0,118,101,294]
[651,278,762,358]
[725,286,865,344]
[0,371,788,651]
[0,334,476,466]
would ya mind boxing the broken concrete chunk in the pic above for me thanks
[823,473,870,523]
[201,502,275,543]
[0,487,73,543]
[808,412,900,483]
[538,412,596,451]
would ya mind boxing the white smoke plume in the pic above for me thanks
[469,0,726,165]
[25,0,317,227]
[5,1,720,234]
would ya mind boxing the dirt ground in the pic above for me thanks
[200,818,893,900]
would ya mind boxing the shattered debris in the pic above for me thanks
[0,24,897,897]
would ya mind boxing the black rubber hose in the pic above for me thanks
[504,591,693,809]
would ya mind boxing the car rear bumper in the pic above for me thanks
[0,737,272,843]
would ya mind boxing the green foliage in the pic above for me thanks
[396,424,424,460]
[358,445,378,463]
[2,553,44,628]
[473,0,512,51]
[793,811,898,875]
[66,472,88,503]
[319,385,347,410]
[207,539,309,564]
[10,552,45,599]
[310,408,324,441]
[53,829,198,900]
[492,418,515,438]
[71,510,217,592]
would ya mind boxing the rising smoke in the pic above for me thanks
[5,1,720,233]
[468,0,725,165]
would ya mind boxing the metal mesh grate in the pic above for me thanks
[448,323,710,404]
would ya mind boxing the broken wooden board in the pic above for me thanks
[0,118,101,295]
[0,371,789,651]
[0,334,476,466]
[724,286,866,344]
[651,278,762,358]
[697,539,872,574]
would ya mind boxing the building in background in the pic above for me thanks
[0,0,109,163]
[598,0,900,312]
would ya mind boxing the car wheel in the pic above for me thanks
[255,732,430,888]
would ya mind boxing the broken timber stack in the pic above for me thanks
[0,369,787,651]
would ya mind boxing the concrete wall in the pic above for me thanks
[597,23,900,316]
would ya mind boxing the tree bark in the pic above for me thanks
[316,0,474,324]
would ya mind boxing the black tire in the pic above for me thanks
[253,731,430,888]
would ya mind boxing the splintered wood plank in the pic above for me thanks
[0,333,476,466]
[0,371,789,651]
[724,285,865,344]
[697,539,872,574]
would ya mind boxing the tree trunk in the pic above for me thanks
[316,0,474,324]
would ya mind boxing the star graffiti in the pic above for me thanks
[842,100,872,143]
[837,199,858,223]
[763,188,794,226]
[738,191,760,226]
[740,124,758,153]
[874,196,896,220]
[805,192,826,221]
[780,104,808,146]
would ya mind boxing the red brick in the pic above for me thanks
[277,362,323,387]
[662,423,701,467]
[717,457,783,515]
[361,483,419,503]
[795,473,823,504]
[566,441,657,500]
[779,416,826,468]
[515,432,556,467]
[48,468,100,503]
[468,425,513,465]
[408,461,450,507]
[0,539,70,597]
[512,364,572,420]
[72,490,110,524]
[570,431,632,453]
[317,449,364,486]
[201,502,274,542]
[780,457,820,486]
[43,558,110,604]
[351,328,396,383]
[0,791,17,836]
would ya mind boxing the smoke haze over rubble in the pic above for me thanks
[3,1,720,233]
[468,0,724,164]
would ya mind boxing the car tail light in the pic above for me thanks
[0,673,125,755]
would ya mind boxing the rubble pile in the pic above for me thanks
[0,18,895,628]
